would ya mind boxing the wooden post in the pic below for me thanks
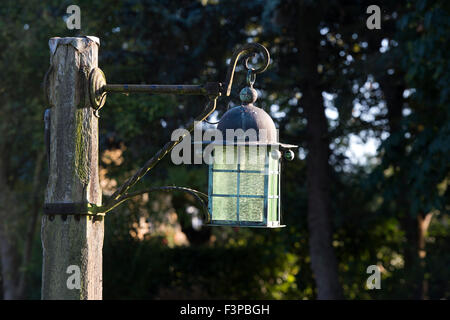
[41,36,103,300]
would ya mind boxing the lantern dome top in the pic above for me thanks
[217,104,278,143]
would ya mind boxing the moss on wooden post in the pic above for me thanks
[41,36,103,300]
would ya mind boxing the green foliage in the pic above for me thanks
[103,236,300,299]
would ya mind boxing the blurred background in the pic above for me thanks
[0,0,449,300]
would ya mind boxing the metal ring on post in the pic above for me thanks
[88,67,107,116]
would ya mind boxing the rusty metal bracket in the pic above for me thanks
[87,43,270,116]
[88,68,222,115]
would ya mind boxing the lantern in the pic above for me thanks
[204,77,297,228]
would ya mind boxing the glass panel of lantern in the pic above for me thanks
[207,144,282,228]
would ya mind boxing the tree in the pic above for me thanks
[373,0,450,298]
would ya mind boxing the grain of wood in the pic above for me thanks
[41,36,103,300]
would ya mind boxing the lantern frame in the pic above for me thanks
[200,134,296,227]
[206,143,282,228]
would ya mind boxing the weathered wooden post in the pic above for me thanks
[41,36,103,300]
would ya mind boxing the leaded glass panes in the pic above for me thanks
[239,198,264,221]
[208,145,282,227]
[239,172,264,196]
[212,196,237,221]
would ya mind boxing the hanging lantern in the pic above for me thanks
[204,71,297,228]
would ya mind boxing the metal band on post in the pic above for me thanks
[43,202,103,216]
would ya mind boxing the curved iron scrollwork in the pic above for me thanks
[222,42,270,96]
